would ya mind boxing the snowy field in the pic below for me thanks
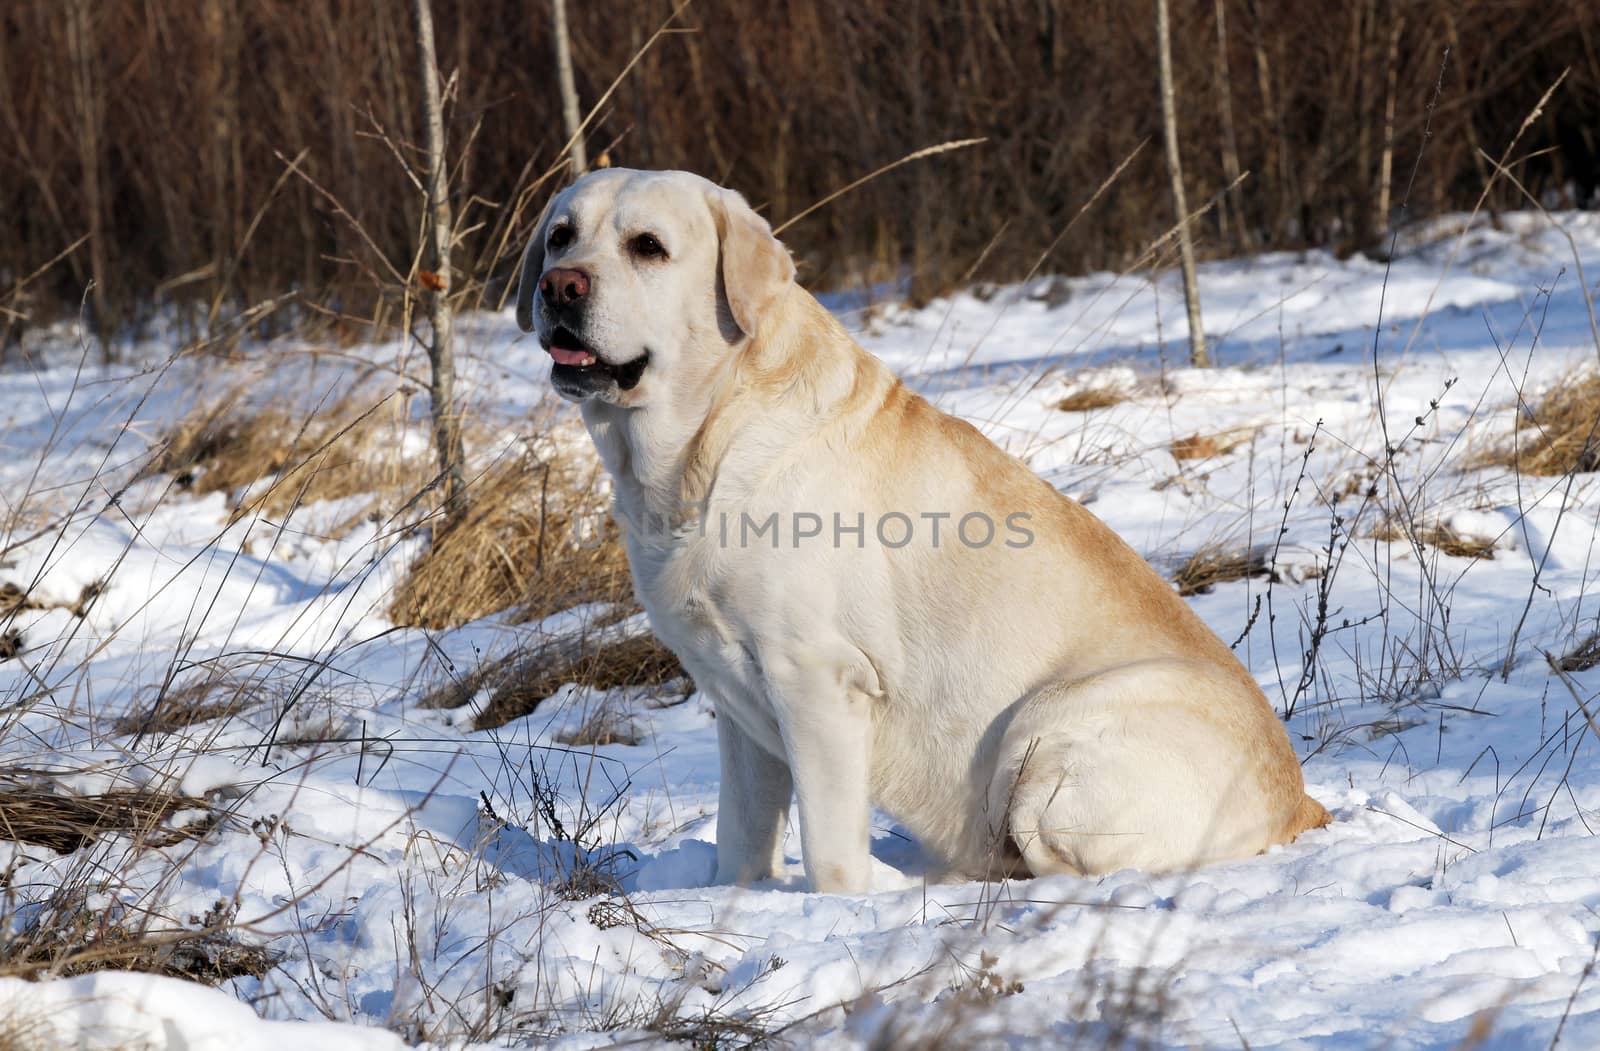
[2,211,1598,1049]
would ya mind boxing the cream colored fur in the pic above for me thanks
[516,169,1329,893]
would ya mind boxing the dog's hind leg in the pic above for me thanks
[986,660,1306,876]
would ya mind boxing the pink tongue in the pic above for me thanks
[549,345,594,366]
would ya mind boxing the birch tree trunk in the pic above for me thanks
[409,0,468,519]
[1156,0,1209,367]
[1371,10,1404,257]
[551,0,586,178]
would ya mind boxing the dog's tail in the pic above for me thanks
[1285,793,1332,840]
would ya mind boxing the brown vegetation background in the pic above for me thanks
[3,0,1599,335]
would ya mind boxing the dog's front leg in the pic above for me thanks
[714,710,792,884]
[771,670,873,893]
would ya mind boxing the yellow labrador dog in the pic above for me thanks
[515,169,1329,893]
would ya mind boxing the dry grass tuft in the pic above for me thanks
[1479,373,1600,475]
[0,776,268,985]
[1055,387,1129,412]
[112,658,354,744]
[114,673,255,736]
[1,579,105,620]
[0,782,214,855]
[1368,518,1497,560]
[0,582,30,616]
[425,631,687,732]
[555,707,643,749]
[390,450,633,630]
[1170,429,1252,461]
[1556,633,1600,673]
[1171,544,1270,596]
[2,890,276,984]
[150,390,419,523]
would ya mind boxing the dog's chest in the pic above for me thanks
[627,529,783,742]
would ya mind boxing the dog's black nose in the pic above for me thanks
[540,267,590,308]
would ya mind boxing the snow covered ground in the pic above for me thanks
[2,211,1598,1049]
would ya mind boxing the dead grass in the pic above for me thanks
[555,707,644,748]
[112,659,354,744]
[1171,543,1271,596]
[1367,518,1498,560]
[390,451,633,630]
[0,782,214,855]
[1556,633,1600,673]
[114,667,266,736]
[1479,372,1600,475]
[1170,429,1252,461]
[1,580,104,620]
[2,889,276,983]
[114,678,248,736]
[0,776,270,985]
[1054,387,1128,412]
[424,630,687,732]
[0,583,28,616]
[152,383,634,631]
[150,389,418,523]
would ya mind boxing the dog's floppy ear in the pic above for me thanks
[514,204,554,333]
[709,188,795,339]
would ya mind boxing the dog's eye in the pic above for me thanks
[548,225,575,250]
[630,233,667,260]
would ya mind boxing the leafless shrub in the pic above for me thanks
[504,765,635,902]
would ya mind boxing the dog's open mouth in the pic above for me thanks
[545,325,648,394]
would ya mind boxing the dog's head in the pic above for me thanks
[515,169,795,406]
